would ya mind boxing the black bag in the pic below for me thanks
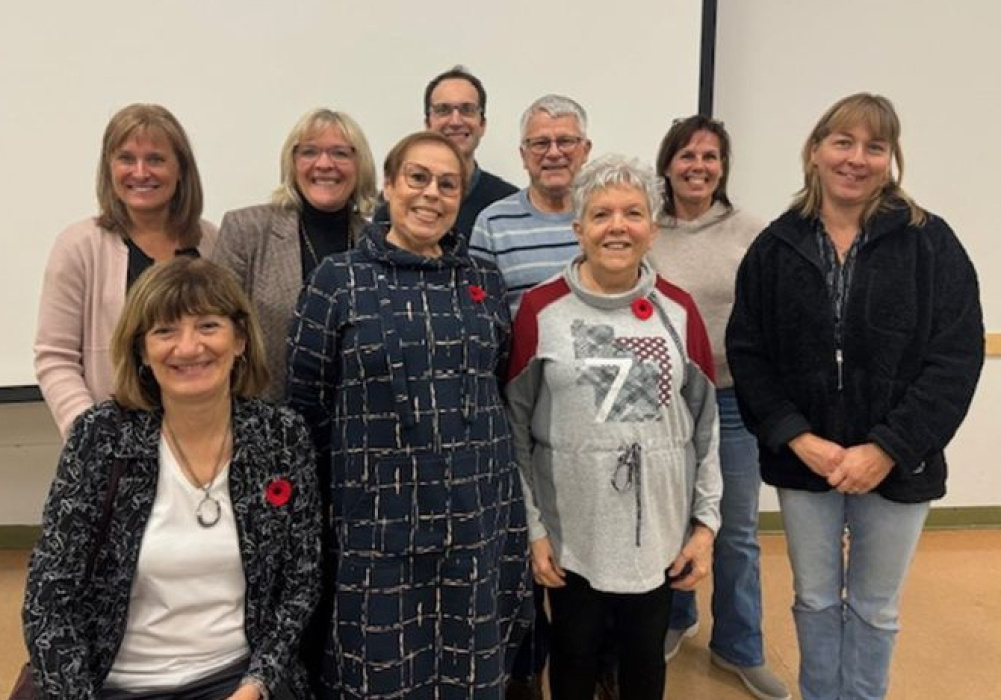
[11,445,126,700]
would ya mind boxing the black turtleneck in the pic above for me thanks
[299,199,352,279]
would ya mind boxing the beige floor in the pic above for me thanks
[2,530,999,699]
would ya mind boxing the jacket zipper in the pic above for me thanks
[836,347,844,391]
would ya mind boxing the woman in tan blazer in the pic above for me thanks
[212,109,377,400]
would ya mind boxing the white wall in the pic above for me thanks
[0,0,705,524]
[714,0,1001,509]
[0,404,60,525]
[0,0,703,389]
[5,1,1000,525]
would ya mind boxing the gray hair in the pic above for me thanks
[571,154,664,220]
[519,94,588,140]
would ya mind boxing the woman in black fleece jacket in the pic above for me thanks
[726,93,983,700]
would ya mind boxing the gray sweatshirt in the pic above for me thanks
[506,258,722,593]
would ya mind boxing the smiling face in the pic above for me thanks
[425,78,486,163]
[384,141,462,257]
[143,313,245,407]
[811,123,891,214]
[665,129,723,217]
[110,129,180,221]
[294,125,358,212]
[521,112,591,201]
[574,185,655,287]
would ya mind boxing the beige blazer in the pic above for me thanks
[212,203,364,400]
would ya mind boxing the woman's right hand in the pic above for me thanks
[530,537,566,588]
[788,432,846,478]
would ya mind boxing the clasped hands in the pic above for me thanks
[788,433,894,494]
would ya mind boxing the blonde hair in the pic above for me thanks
[272,108,377,218]
[112,257,269,410]
[96,104,205,248]
[792,92,925,226]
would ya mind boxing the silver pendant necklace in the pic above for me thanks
[165,418,231,528]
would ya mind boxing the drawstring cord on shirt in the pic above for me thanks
[611,443,643,546]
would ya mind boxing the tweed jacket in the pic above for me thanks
[726,201,984,503]
[212,203,365,400]
[34,218,218,438]
[23,399,321,700]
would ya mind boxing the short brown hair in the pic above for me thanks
[111,257,269,410]
[383,131,468,198]
[423,65,487,118]
[792,92,925,226]
[272,108,378,217]
[655,115,733,216]
[96,104,205,248]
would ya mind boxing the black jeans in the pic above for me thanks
[548,571,673,700]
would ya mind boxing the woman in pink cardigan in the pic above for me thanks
[34,103,217,438]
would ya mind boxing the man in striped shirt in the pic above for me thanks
[469,94,592,316]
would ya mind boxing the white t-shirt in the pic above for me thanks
[104,435,249,691]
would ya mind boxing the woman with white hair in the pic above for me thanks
[507,154,722,700]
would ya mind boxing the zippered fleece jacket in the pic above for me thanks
[506,258,722,593]
[726,200,984,503]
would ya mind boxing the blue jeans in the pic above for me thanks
[669,388,765,666]
[778,488,929,700]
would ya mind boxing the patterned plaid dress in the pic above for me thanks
[288,224,532,699]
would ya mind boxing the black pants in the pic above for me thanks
[548,571,673,700]
[100,658,248,700]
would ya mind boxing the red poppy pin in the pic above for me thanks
[468,284,487,303]
[631,297,654,320]
[265,477,293,507]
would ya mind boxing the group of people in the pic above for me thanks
[23,62,983,700]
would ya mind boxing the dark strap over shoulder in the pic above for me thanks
[83,404,127,580]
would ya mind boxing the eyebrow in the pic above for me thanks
[405,162,461,176]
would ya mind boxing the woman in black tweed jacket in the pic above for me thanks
[23,258,321,700]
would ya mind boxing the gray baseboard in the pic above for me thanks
[0,526,41,549]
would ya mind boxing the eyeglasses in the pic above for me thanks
[294,145,356,164]
[522,136,585,155]
[401,162,462,197]
[428,102,483,119]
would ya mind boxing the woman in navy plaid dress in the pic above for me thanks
[287,132,532,699]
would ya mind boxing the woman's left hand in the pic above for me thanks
[668,524,714,591]
[826,443,895,495]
